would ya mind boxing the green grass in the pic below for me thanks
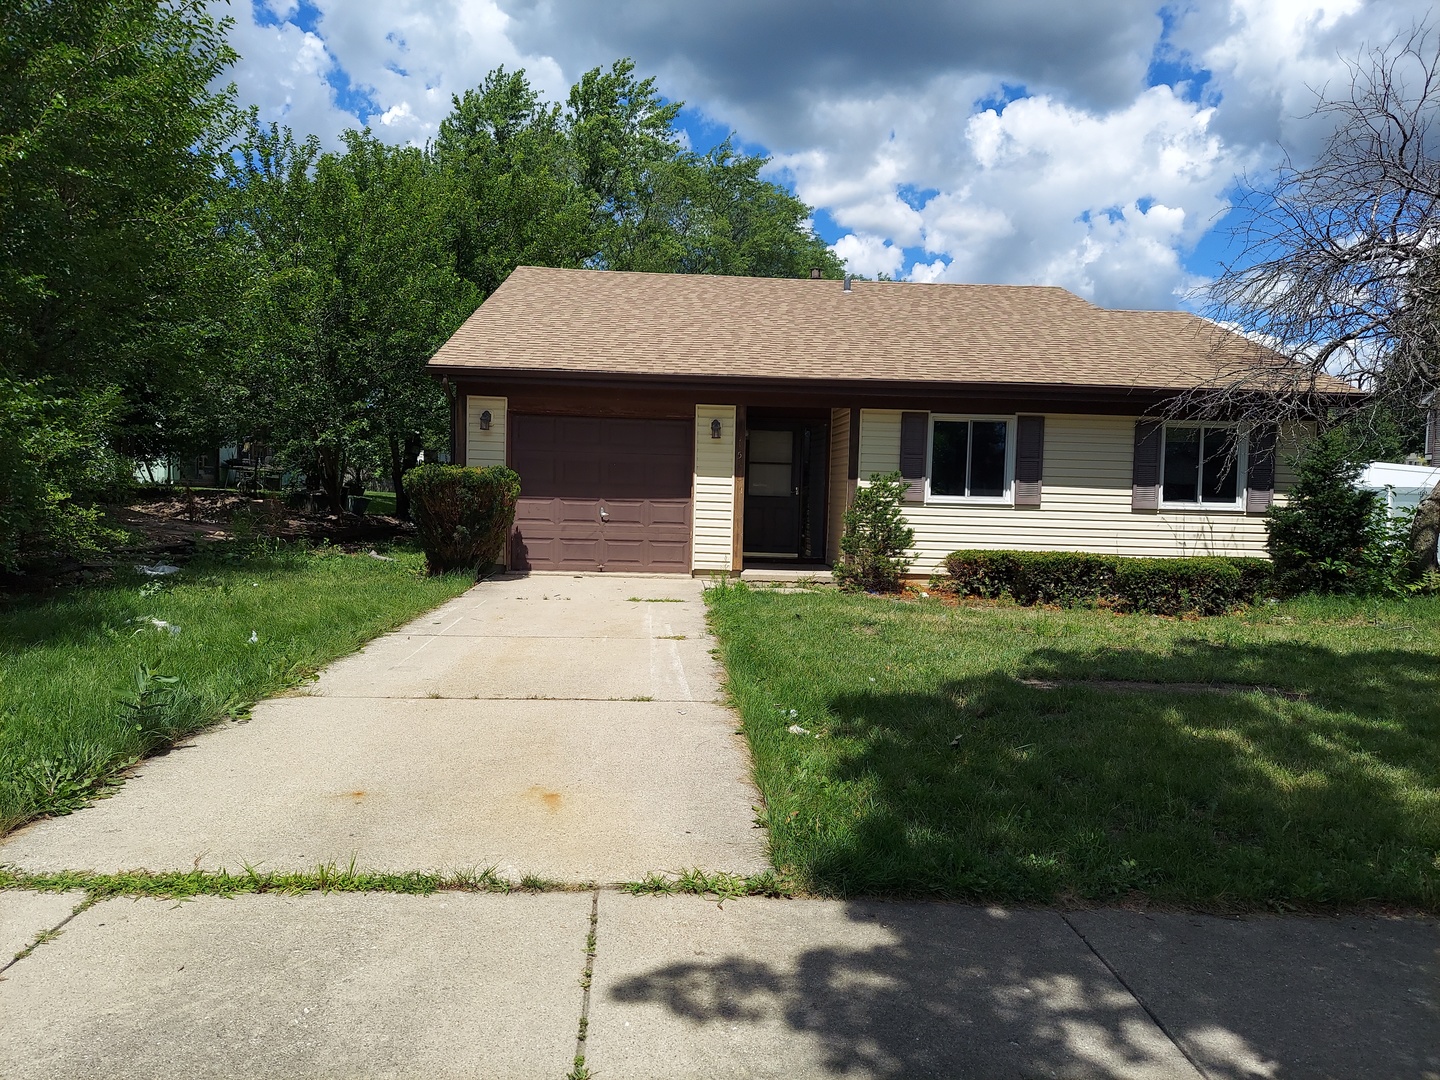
[0,543,472,834]
[361,490,398,516]
[706,582,1440,911]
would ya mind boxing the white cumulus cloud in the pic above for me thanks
[209,0,1438,309]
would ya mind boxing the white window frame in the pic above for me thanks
[925,414,1017,505]
[1159,421,1248,512]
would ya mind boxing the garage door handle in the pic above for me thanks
[599,507,609,522]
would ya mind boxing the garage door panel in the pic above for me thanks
[557,539,603,567]
[510,414,693,573]
[647,500,690,527]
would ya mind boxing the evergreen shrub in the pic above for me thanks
[835,471,915,593]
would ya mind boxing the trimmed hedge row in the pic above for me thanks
[940,549,1273,615]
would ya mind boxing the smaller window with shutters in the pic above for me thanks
[1159,422,1248,511]
[925,415,1017,504]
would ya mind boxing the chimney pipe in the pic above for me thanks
[809,267,821,279]
[843,273,852,292]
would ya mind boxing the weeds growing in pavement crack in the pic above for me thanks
[0,862,591,899]
[567,889,600,1080]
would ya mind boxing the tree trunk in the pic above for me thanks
[317,445,343,512]
[387,434,425,520]
[1412,480,1440,574]
[388,436,404,519]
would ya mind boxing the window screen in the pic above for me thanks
[747,429,794,497]
[930,419,1009,499]
[1163,426,1240,505]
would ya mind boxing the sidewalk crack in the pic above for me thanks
[566,888,600,1080]
[0,894,98,977]
[1060,913,1213,1080]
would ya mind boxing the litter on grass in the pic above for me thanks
[247,631,259,644]
[133,618,181,635]
[367,550,394,561]
[787,724,811,736]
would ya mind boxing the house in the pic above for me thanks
[426,266,1359,577]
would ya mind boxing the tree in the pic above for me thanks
[1200,25,1439,441]
[1199,25,1440,572]
[1265,428,1380,593]
[223,123,477,514]
[433,59,843,294]
[435,67,591,298]
[0,0,240,567]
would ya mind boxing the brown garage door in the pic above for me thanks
[510,415,693,572]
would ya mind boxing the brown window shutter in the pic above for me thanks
[899,411,928,503]
[1014,415,1044,507]
[1245,426,1277,513]
[899,412,928,477]
[1132,419,1163,510]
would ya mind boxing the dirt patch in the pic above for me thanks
[0,492,417,594]
[113,491,415,556]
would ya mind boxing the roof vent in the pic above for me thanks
[843,273,852,292]
[809,267,822,279]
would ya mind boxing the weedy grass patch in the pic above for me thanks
[0,543,473,834]
[706,582,1440,911]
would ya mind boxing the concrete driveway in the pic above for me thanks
[0,573,767,881]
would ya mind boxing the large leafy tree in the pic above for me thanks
[224,124,477,515]
[435,67,592,299]
[435,60,843,289]
[0,0,240,567]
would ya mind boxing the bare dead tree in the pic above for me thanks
[1188,24,1440,452]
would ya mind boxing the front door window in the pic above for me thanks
[743,420,828,560]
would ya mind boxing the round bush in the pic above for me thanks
[402,464,521,576]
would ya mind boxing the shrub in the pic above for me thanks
[0,380,131,571]
[941,549,1273,615]
[1112,557,1246,616]
[835,471,915,593]
[943,550,1020,600]
[402,464,520,576]
[1265,428,1378,594]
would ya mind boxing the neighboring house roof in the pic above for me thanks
[428,266,1360,395]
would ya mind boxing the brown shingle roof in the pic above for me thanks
[428,266,1358,394]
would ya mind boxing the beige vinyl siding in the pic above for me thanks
[857,410,1284,574]
[465,396,507,468]
[827,408,852,564]
[692,405,737,572]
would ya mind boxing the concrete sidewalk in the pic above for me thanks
[0,574,767,880]
[1,888,1435,1079]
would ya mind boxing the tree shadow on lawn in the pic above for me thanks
[768,639,1440,908]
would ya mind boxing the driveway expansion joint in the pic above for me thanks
[1060,911,1212,1080]
[569,888,600,1080]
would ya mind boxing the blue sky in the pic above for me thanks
[221,0,1423,310]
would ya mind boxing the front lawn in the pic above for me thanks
[0,545,472,835]
[707,583,1440,910]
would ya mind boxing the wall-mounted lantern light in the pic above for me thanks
[478,410,492,431]
[710,418,722,439]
